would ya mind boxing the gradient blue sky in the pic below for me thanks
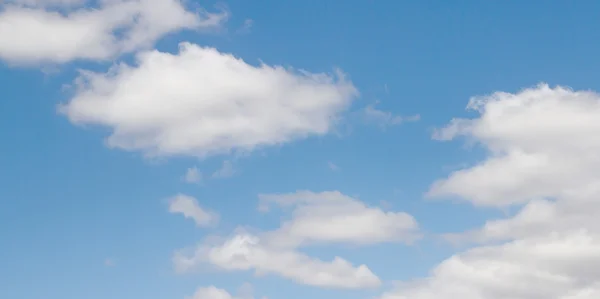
[3,1,600,299]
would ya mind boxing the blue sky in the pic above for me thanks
[3,1,600,299]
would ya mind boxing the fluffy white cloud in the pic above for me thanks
[168,194,218,227]
[447,185,600,244]
[174,234,381,289]
[429,84,600,207]
[382,84,600,299]
[0,0,226,64]
[60,43,357,158]
[173,191,417,289]
[258,191,420,248]
[381,231,600,299]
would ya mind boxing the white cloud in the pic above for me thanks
[446,185,600,244]
[381,84,600,299]
[381,231,600,299]
[174,191,417,289]
[212,160,236,179]
[7,0,84,7]
[0,0,227,64]
[258,191,420,248]
[428,84,600,207]
[363,101,419,128]
[60,42,357,158]
[236,283,254,299]
[174,234,381,289]
[187,286,244,299]
[184,167,202,184]
[168,194,218,227]
[187,284,268,299]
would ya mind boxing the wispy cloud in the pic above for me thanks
[183,166,202,184]
[236,18,254,34]
[212,160,237,179]
[363,101,420,128]
[327,161,340,171]
[104,258,116,267]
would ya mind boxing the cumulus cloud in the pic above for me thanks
[174,234,381,289]
[381,84,600,299]
[258,190,420,248]
[168,194,218,227]
[381,231,600,299]
[60,43,358,158]
[0,0,227,64]
[174,191,417,289]
[428,84,600,207]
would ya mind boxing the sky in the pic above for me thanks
[2,0,600,299]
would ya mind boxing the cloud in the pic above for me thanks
[187,286,248,299]
[175,191,418,289]
[184,167,202,184]
[381,84,600,299]
[236,18,253,34]
[7,0,85,7]
[0,0,227,64]
[236,283,254,299]
[174,234,381,289]
[186,284,262,299]
[212,160,236,179]
[60,42,358,158]
[363,101,420,128]
[381,231,600,299]
[168,194,218,227]
[258,191,420,248]
[428,84,600,207]
[445,184,600,244]
[327,161,339,171]
[104,258,116,267]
